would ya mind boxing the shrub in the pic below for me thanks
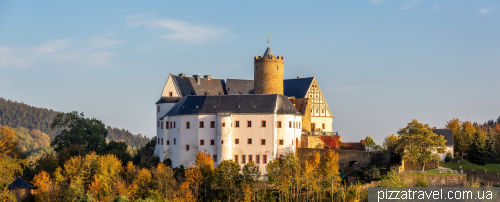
[414,176,429,187]
[379,171,406,187]
[358,165,380,182]
[445,153,453,163]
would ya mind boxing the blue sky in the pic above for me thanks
[1,0,499,144]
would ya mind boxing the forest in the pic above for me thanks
[0,97,150,150]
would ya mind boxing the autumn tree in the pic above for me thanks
[151,163,177,200]
[215,160,242,201]
[320,150,341,201]
[0,126,20,156]
[194,151,214,199]
[396,119,446,172]
[445,118,476,156]
[31,170,61,201]
[383,134,399,151]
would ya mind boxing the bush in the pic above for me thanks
[358,165,380,182]
[414,176,429,187]
[445,153,453,163]
[379,171,406,187]
[453,155,463,163]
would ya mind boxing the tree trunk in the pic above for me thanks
[422,162,426,172]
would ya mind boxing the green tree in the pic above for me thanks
[365,136,383,151]
[242,160,261,184]
[378,171,406,187]
[396,119,446,172]
[214,160,242,201]
[468,131,488,165]
[50,111,108,153]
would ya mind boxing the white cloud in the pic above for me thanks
[0,34,122,69]
[0,80,13,86]
[127,14,228,45]
[325,85,384,91]
[478,7,492,14]
[370,0,387,6]
[401,0,421,10]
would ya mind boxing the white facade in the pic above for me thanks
[155,113,302,172]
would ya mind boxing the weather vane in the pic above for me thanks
[267,32,269,47]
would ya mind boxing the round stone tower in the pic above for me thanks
[254,47,284,95]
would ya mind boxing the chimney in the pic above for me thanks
[193,74,201,85]
[179,73,186,77]
[204,75,211,80]
[297,76,302,78]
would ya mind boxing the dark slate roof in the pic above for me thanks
[8,176,33,188]
[283,77,314,98]
[173,75,226,96]
[156,97,182,104]
[226,79,254,95]
[162,94,301,118]
[433,129,454,146]
[263,47,274,57]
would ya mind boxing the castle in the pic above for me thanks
[154,46,335,171]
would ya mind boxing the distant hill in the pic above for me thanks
[0,97,150,148]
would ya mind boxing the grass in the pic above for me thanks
[442,160,500,174]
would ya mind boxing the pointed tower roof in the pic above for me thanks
[263,47,274,57]
[8,176,33,188]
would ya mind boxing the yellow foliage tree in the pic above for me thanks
[0,126,20,156]
[31,170,60,201]
[178,182,196,202]
[383,134,399,151]
[185,167,202,200]
[152,163,177,200]
[320,150,341,201]
[195,151,214,198]
[242,184,254,202]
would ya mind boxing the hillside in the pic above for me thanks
[0,97,150,148]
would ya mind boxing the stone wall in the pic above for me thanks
[254,56,284,95]
[296,148,390,172]
[462,170,500,186]
[403,174,466,187]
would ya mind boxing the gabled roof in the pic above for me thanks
[172,75,226,96]
[283,77,314,98]
[8,176,33,188]
[162,94,301,118]
[433,129,454,146]
[226,79,254,95]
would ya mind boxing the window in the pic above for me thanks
[174,138,176,145]
[256,155,260,164]
[248,155,253,162]
[242,155,246,164]
[167,140,170,145]
[261,139,266,145]
[158,138,160,144]
[186,122,190,129]
[170,122,172,128]
[289,121,292,128]
[311,123,316,130]
[157,106,160,112]
[227,87,230,91]
[277,121,282,128]
[186,145,189,151]
[169,92,173,97]
[213,155,217,162]
[316,109,319,113]
[235,121,240,128]
[279,139,284,145]
[161,138,163,145]
[174,122,176,128]
[247,138,252,144]
[222,122,225,127]
[210,139,215,145]
[235,139,239,144]
[210,121,215,128]
[161,121,163,129]
[247,121,252,127]
[322,109,325,113]
[199,121,204,128]
[261,120,266,127]
[221,140,224,144]
[234,155,238,163]
[280,154,283,158]
[200,139,205,145]
[322,123,325,129]
[166,121,169,129]
[263,155,267,164]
